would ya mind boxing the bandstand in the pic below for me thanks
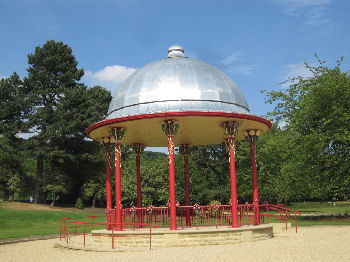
[58,45,288,251]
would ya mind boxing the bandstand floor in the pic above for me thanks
[57,224,274,251]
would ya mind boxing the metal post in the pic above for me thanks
[168,135,177,230]
[84,224,86,247]
[110,127,126,231]
[104,141,112,230]
[228,136,239,227]
[222,121,240,228]
[60,219,62,241]
[162,120,179,230]
[149,228,152,250]
[112,229,114,249]
[115,142,122,231]
[245,130,261,225]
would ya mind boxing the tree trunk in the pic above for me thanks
[50,193,55,207]
[92,196,96,208]
[34,155,44,204]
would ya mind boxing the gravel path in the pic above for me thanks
[1,226,350,262]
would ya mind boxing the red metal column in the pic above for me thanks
[180,144,191,226]
[115,142,122,231]
[227,137,239,227]
[162,120,179,230]
[222,121,240,228]
[111,127,126,231]
[104,142,112,230]
[246,131,260,225]
[168,135,177,230]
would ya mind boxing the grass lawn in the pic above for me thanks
[265,215,350,227]
[0,204,105,240]
[1,201,349,240]
[287,201,350,214]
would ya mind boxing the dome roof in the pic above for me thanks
[106,45,250,119]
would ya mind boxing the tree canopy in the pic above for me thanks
[264,56,350,201]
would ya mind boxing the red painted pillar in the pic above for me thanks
[104,142,112,230]
[227,137,239,227]
[115,142,122,231]
[112,127,126,231]
[247,131,260,225]
[222,121,240,228]
[162,120,179,230]
[168,135,177,230]
[180,144,191,226]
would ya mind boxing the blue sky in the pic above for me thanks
[1,0,350,145]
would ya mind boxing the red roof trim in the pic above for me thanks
[86,111,272,137]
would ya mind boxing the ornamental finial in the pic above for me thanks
[221,121,240,137]
[161,120,179,137]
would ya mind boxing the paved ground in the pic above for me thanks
[1,226,349,262]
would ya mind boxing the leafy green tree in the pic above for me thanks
[23,40,84,203]
[121,152,169,207]
[0,137,35,200]
[264,56,350,201]
[0,73,28,138]
[19,40,112,204]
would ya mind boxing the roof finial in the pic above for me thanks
[168,45,184,57]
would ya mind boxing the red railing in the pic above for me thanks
[259,204,301,233]
[107,203,299,230]
[59,204,301,249]
[60,216,156,249]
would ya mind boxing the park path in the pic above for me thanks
[1,226,350,262]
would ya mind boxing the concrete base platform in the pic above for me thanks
[56,224,274,252]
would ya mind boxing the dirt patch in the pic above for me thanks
[0,201,104,214]
[1,226,350,262]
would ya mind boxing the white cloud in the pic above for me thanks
[283,62,313,79]
[222,51,245,65]
[221,51,257,76]
[228,64,258,76]
[83,65,137,94]
[304,6,330,27]
[280,62,314,86]
[88,65,137,83]
[271,0,331,14]
[271,0,332,29]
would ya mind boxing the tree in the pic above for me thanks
[0,137,35,200]
[264,56,350,201]
[23,40,113,204]
[0,74,34,200]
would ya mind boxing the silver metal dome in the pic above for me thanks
[107,46,250,119]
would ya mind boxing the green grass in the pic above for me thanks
[1,201,350,240]
[0,207,105,240]
[265,215,350,227]
[287,201,350,214]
